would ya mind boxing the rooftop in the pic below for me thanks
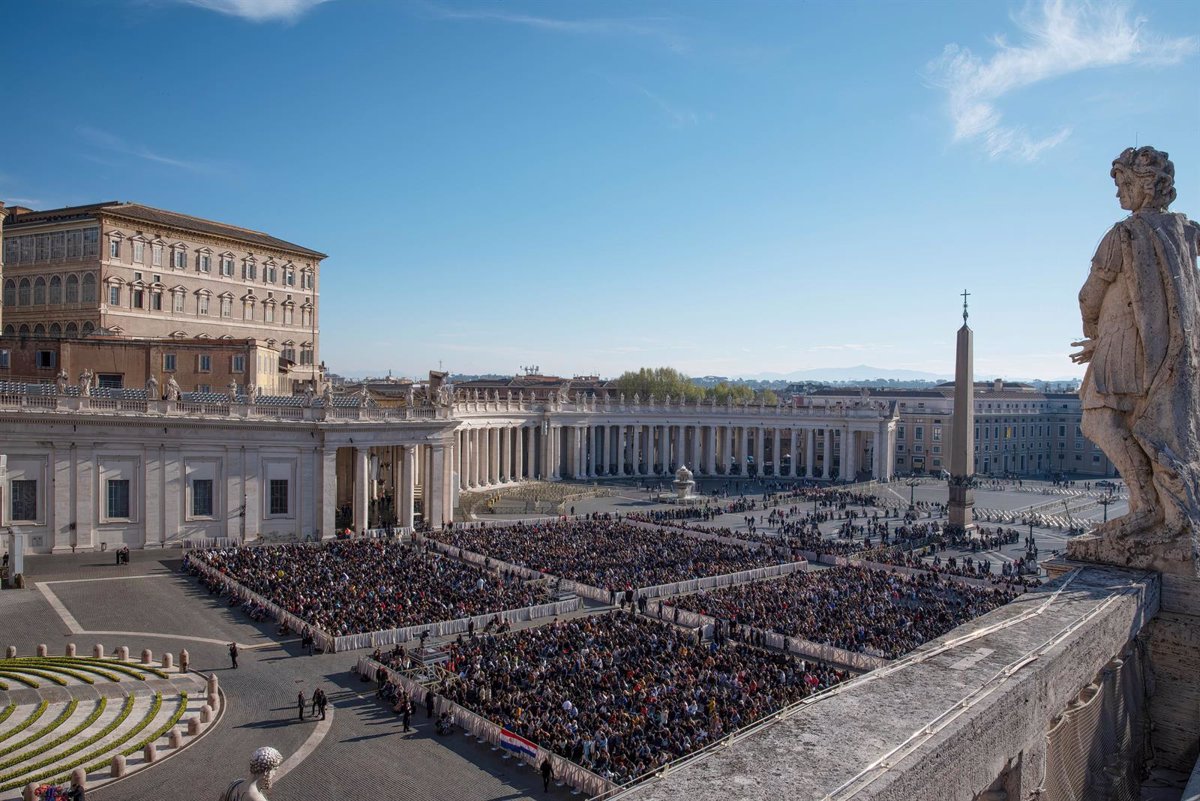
[4,200,326,260]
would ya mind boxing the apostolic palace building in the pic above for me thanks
[0,199,1108,556]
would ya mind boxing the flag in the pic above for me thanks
[499,728,539,761]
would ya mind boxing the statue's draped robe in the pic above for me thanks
[1080,210,1200,548]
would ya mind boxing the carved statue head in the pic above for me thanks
[1112,146,1175,213]
[250,746,283,790]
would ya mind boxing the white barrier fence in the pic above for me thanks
[646,600,889,673]
[188,558,337,653]
[355,657,615,797]
[332,597,580,652]
[413,534,549,583]
[633,560,808,601]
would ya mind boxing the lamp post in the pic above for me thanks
[1097,485,1117,523]
[906,477,919,512]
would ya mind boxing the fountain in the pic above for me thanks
[672,465,697,502]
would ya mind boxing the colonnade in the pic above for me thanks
[339,442,451,533]
[455,421,895,491]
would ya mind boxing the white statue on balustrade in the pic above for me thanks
[145,374,159,399]
[78,369,93,397]
[55,369,69,394]
[165,376,181,402]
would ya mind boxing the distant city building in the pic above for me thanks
[1,200,326,391]
[800,379,1114,479]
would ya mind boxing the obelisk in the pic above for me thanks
[948,290,975,533]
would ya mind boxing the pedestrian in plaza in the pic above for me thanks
[425,688,435,719]
[297,690,306,722]
[316,688,328,721]
[311,688,321,718]
[402,700,412,732]
[540,757,554,792]
[228,642,239,669]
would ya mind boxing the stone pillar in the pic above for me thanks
[772,428,781,477]
[738,427,749,475]
[353,446,369,532]
[491,427,501,485]
[589,427,599,477]
[822,429,831,478]
[754,428,765,477]
[789,429,799,477]
[645,425,657,476]
[629,426,640,475]
[400,445,416,528]
[804,429,814,478]
[428,445,448,528]
[705,426,717,475]
[846,430,858,481]
[499,427,509,483]
[527,425,537,479]
[948,319,976,531]
[514,427,525,480]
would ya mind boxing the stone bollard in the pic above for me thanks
[186,717,200,736]
[143,743,157,763]
[36,644,47,657]
[5,646,15,659]
[208,691,219,709]
[179,649,189,672]
[71,768,86,791]
[199,705,213,724]
[117,646,129,661]
[93,644,105,659]
[207,673,219,695]
[110,755,126,778]
[23,783,36,801]
[141,648,153,665]
[168,729,183,749]
[66,643,77,657]
[162,653,173,670]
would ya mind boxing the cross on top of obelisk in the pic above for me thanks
[961,289,970,323]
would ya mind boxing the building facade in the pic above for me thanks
[0,201,325,389]
[804,381,1115,479]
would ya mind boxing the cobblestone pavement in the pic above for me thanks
[1,551,575,801]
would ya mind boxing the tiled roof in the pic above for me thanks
[5,201,325,259]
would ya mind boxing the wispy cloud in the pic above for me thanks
[78,126,219,174]
[419,3,690,53]
[634,84,700,127]
[174,0,331,22]
[925,0,1197,161]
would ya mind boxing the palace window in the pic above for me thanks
[173,248,187,270]
[232,354,246,373]
[283,304,294,325]
[81,273,97,302]
[151,291,163,311]
[220,255,234,276]
[2,280,13,307]
[108,285,121,306]
[36,350,56,369]
[264,303,275,323]
[243,259,257,281]
[197,354,212,372]
[269,479,289,515]
[11,480,37,522]
[106,479,131,519]
[33,277,46,305]
[109,238,121,259]
[173,292,185,313]
[133,241,145,263]
[192,479,214,517]
[199,252,212,273]
[243,300,256,321]
[197,294,210,315]
[163,354,177,371]
[131,287,145,309]
[83,228,99,257]
[0,349,8,369]
[51,233,65,259]
[219,296,233,318]
[152,243,163,267]
[49,276,62,304]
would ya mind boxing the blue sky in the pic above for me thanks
[3,0,1197,380]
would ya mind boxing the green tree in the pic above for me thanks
[612,367,704,402]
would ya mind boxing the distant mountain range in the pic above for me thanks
[734,365,953,382]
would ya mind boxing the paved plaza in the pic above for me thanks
[0,552,576,801]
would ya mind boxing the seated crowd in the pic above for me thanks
[437,611,846,784]
[186,540,550,637]
[669,565,1017,659]
[429,519,784,591]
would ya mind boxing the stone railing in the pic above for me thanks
[450,396,890,422]
[0,392,455,423]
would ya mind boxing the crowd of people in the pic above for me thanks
[436,611,846,784]
[669,565,1017,659]
[186,540,551,637]
[428,519,785,591]
[866,547,1043,591]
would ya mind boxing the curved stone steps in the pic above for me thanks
[0,700,81,771]
[0,702,48,747]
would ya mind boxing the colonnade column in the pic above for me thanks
[514,427,524,481]
[631,426,642,475]
[772,428,781,477]
[645,426,656,476]
[820,429,829,478]
[399,444,416,528]
[525,426,536,480]
[789,430,799,478]
[488,427,499,485]
[705,426,717,475]
[754,428,764,476]
[839,427,850,482]
[722,426,732,475]
[353,446,369,532]
[499,427,510,483]
[805,429,815,478]
[738,427,749,475]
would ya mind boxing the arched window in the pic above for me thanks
[2,324,14,336]
[33,324,46,338]
[81,321,95,335]
[81,273,97,303]
[65,322,78,337]
[18,278,31,306]
[49,323,62,338]
[49,276,63,304]
[65,274,79,303]
[18,324,31,336]
[33,277,46,305]
[2,279,15,307]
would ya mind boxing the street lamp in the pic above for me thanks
[906,477,920,511]
[1097,485,1117,523]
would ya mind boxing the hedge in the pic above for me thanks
[0,701,49,746]
[0,700,79,769]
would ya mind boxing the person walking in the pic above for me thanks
[311,688,321,718]
[540,758,554,792]
[424,688,434,719]
[316,688,328,721]
[228,642,239,669]
[401,700,412,732]
[297,691,306,722]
